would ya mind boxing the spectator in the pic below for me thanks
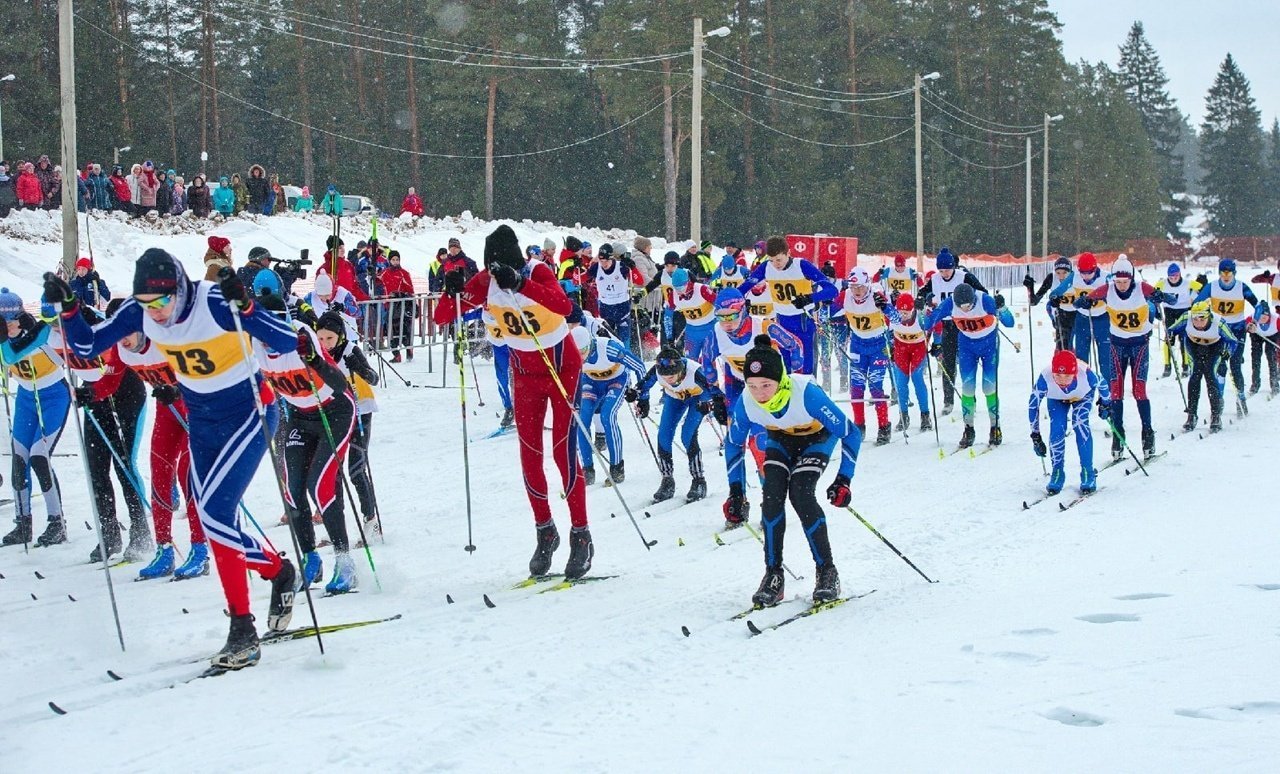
[68,257,111,308]
[441,237,478,278]
[126,163,143,215]
[137,160,161,214]
[108,164,131,211]
[237,246,273,288]
[34,155,58,209]
[320,184,343,215]
[230,172,248,214]
[322,234,367,301]
[155,168,172,215]
[47,165,64,210]
[400,186,424,217]
[187,174,211,217]
[427,247,447,292]
[170,175,187,215]
[88,163,111,211]
[269,173,285,214]
[246,164,269,214]
[380,250,416,362]
[76,163,92,213]
[16,162,41,209]
[293,185,314,212]
[203,235,233,281]
[211,175,235,216]
[0,162,15,217]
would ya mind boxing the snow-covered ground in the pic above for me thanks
[1,215,1278,771]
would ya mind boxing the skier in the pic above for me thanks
[569,326,645,485]
[480,308,515,430]
[874,254,920,297]
[1246,303,1278,397]
[710,253,748,290]
[643,251,682,348]
[838,269,898,444]
[584,243,643,354]
[306,272,360,340]
[724,335,862,607]
[889,292,932,432]
[922,283,1014,448]
[107,297,209,580]
[1193,258,1259,416]
[50,251,299,671]
[0,290,71,548]
[739,236,837,374]
[1025,257,1075,350]
[435,225,593,580]
[1168,301,1239,432]
[255,296,357,594]
[1028,349,1110,495]
[921,247,988,414]
[669,267,719,369]
[626,348,724,504]
[1154,262,1196,378]
[1047,252,1110,380]
[69,257,111,309]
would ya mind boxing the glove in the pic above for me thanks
[621,256,636,272]
[1022,274,1036,292]
[217,267,250,311]
[1030,431,1047,458]
[826,475,852,507]
[296,331,318,362]
[1097,400,1110,420]
[635,398,650,419]
[623,387,639,403]
[711,394,728,425]
[929,342,943,358]
[1072,295,1094,310]
[41,273,77,313]
[73,384,96,407]
[443,268,466,296]
[873,292,890,311]
[791,293,814,311]
[994,292,1006,310]
[723,492,749,523]
[1216,358,1228,378]
[914,294,926,311]
[490,263,523,292]
[1047,294,1063,308]
[696,400,712,415]
[152,384,180,404]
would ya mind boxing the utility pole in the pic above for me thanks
[914,71,939,274]
[1042,113,1063,259]
[690,19,730,246]
[1024,136,1031,260]
[58,0,79,274]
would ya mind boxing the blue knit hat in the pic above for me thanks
[1167,262,1181,277]
[0,288,24,321]
[720,254,737,271]
[1218,258,1236,274]
[671,267,690,288]
[714,287,746,312]
[1257,302,1271,319]
[936,247,956,270]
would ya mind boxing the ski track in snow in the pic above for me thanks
[2,216,1280,770]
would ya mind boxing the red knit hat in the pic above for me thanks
[1051,349,1078,376]
[75,256,93,271]
[208,235,231,254]
[1077,252,1098,274]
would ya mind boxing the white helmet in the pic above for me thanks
[847,268,871,288]
[570,325,592,355]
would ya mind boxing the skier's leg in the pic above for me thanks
[891,364,910,415]
[149,402,182,544]
[492,343,512,412]
[1132,339,1152,431]
[513,372,553,526]
[346,413,375,521]
[910,362,930,415]
[599,381,626,466]
[1094,316,1113,383]
[283,422,319,555]
[848,351,868,427]
[942,322,959,406]
[787,435,837,567]
[680,402,703,479]
[956,344,979,425]
[310,399,354,552]
[577,388,600,471]
[1070,400,1094,473]
[869,353,889,427]
[759,440,792,569]
[1047,399,1069,470]
[981,342,1000,424]
[546,353,586,529]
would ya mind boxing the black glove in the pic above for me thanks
[1073,295,1094,310]
[1022,274,1036,292]
[914,294,927,311]
[1047,294,1063,308]
[443,268,466,296]
[217,267,250,311]
[826,475,852,507]
[1097,400,1110,420]
[1216,358,1228,378]
[873,292,890,311]
[623,387,639,403]
[621,256,636,272]
[724,492,749,523]
[490,263,523,292]
[635,398,650,419]
[791,293,814,311]
[696,400,712,415]
[41,273,77,313]
[297,331,318,362]
[1030,430,1047,458]
[73,384,96,406]
[1194,273,1208,288]
[711,394,728,425]
[152,384,180,404]
[994,292,1006,310]
[929,342,943,358]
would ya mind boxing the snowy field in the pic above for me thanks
[1,214,1278,771]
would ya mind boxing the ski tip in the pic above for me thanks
[34,570,45,580]
[610,512,617,518]
[746,620,763,636]
[30,593,36,601]
[48,701,67,715]
[647,539,658,548]
[677,538,685,547]
[1021,501,1029,510]
[482,594,496,609]
[1058,502,1068,512]
[68,594,76,602]
[644,510,654,519]
[681,625,691,638]
[106,669,123,681]
[445,594,455,605]
[84,521,91,531]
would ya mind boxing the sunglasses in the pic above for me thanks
[136,295,173,309]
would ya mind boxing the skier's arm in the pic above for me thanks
[342,346,379,386]
[1086,368,1110,405]
[1220,322,1240,356]
[763,319,805,372]
[738,264,767,297]
[963,272,988,294]
[517,262,573,316]
[0,320,52,363]
[800,261,838,303]
[1167,313,1189,336]
[1027,375,1048,432]
[636,365,658,397]
[607,340,646,383]
[64,300,141,358]
[1029,274,1054,305]
[1192,284,1212,304]
[1242,284,1259,307]
[724,397,754,489]
[694,363,721,395]
[985,295,1014,327]
[922,297,954,330]
[210,288,297,353]
[1047,273,1074,303]
[803,381,861,480]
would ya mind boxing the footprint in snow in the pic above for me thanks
[1112,592,1171,601]
[1011,628,1057,636]
[1040,707,1107,727]
[1076,613,1141,624]
[992,651,1047,664]
[1175,701,1280,721]
[1252,584,1280,591]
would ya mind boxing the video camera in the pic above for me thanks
[275,248,313,294]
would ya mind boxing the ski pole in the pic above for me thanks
[352,410,385,540]
[843,505,938,583]
[454,293,477,554]
[923,338,942,452]
[1103,416,1149,477]
[627,399,661,468]
[464,317,485,407]
[997,326,1022,353]
[1022,289,1047,475]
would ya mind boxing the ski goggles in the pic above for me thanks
[135,294,173,309]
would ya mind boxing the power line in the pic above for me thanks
[925,121,1026,151]
[704,88,912,148]
[707,80,912,120]
[924,132,1035,170]
[703,49,911,98]
[922,95,1040,137]
[923,87,1043,131]
[703,59,912,104]
[77,13,684,160]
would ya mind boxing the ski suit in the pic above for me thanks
[670,281,719,370]
[890,311,930,419]
[841,287,900,430]
[331,339,380,523]
[1248,312,1279,395]
[1193,278,1258,407]
[740,258,837,374]
[481,309,513,413]
[1028,358,1109,484]
[923,292,1014,429]
[1050,269,1111,381]
[710,315,803,476]
[1168,312,1239,425]
[1082,279,1165,444]
[636,358,721,483]
[923,268,987,407]
[587,259,643,355]
[1155,276,1195,372]
[1,323,70,528]
[576,336,645,469]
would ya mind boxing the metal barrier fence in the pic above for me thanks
[966,260,1056,295]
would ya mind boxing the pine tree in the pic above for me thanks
[1268,119,1280,233]
[1200,54,1268,237]
[1117,21,1188,238]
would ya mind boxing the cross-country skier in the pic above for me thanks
[1028,350,1110,495]
[711,253,748,290]
[0,290,70,548]
[435,225,593,579]
[1246,303,1278,397]
[1025,257,1074,349]
[50,251,299,671]
[1194,258,1259,416]
[306,273,360,340]
[874,254,920,297]
[724,335,862,607]
[1168,301,1239,432]
[669,267,719,368]
[840,269,899,445]
[1046,252,1111,380]
[584,243,644,354]
[626,348,724,503]
[1251,260,1280,305]
[1154,262,1196,378]
[739,236,837,374]
[920,247,988,414]
[569,326,645,485]
[922,283,1014,448]
[644,251,683,349]
[890,292,932,432]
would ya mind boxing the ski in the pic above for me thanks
[968,445,997,459]
[1057,489,1101,512]
[511,574,566,590]
[1021,491,1060,510]
[476,425,514,441]
[746,590,876,635]
[1124,451,1166,475]
[537,575,617,594]
[260,613,403,644]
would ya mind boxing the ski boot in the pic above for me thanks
[752,568,785,608]
[1249,380,1260,396]
[299,550,323,587]
[918,412,933,432]
[211,614,260,671]
[406,348,414,361]
[1080,466,1097,494]
[1046,466,1065,495]
[563,527,594,580]
[941,400,954,417]
[267,558,297,633]
[583,466,596,486]
[653,476,676,503]
[390,351,402,364]
[137,544,176,580]
[989,425,1003,447]
[1111,432,1124,460]
[594,432,607,454]
[1,516,32,547]
[854,423,866,439]
[895,413,910,432]
[723,496,749,529]
[1182,412,1197,432]
[875,424,891,446]
[174,541,210,579]
[958,425,976,449]
[89,520,124,563]
[608,461,625,484]
[123,517,155,563]
[34,518,66,547]
[686,477,707,502]
[1161,363,1172,378]
[529,521,560,577]
[1141,427,1156,459]
[1238,396,1248,417]
[363,515,382,540]
[813,564,841,604]
[324,551,358,595]
[1209,412,1223,433]
[499,407,515,429]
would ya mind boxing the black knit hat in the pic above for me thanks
[326,235,344,250]
[132,248,185,296]
[743,334,785,382]
[655,347,685,376]
[484,224,524,272]
[316,311,348,340]
[564,235,583,253]
[952,283,976,308]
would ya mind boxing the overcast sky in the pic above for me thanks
[1049,0,1279,129]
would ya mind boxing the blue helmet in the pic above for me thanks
[0,287,23,321]
[935,247,956,271]
[720,254,738,271]
[671,267,690,288]
[252,269,283,297]
[714,287,746,313]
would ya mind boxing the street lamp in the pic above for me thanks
[113,145,131,166]
[914,71,940,274]
[1042,113,1064,258]
[0,74,15,163]
[690,19,731,245]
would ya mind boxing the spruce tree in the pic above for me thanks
[1200,54,1268,237]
